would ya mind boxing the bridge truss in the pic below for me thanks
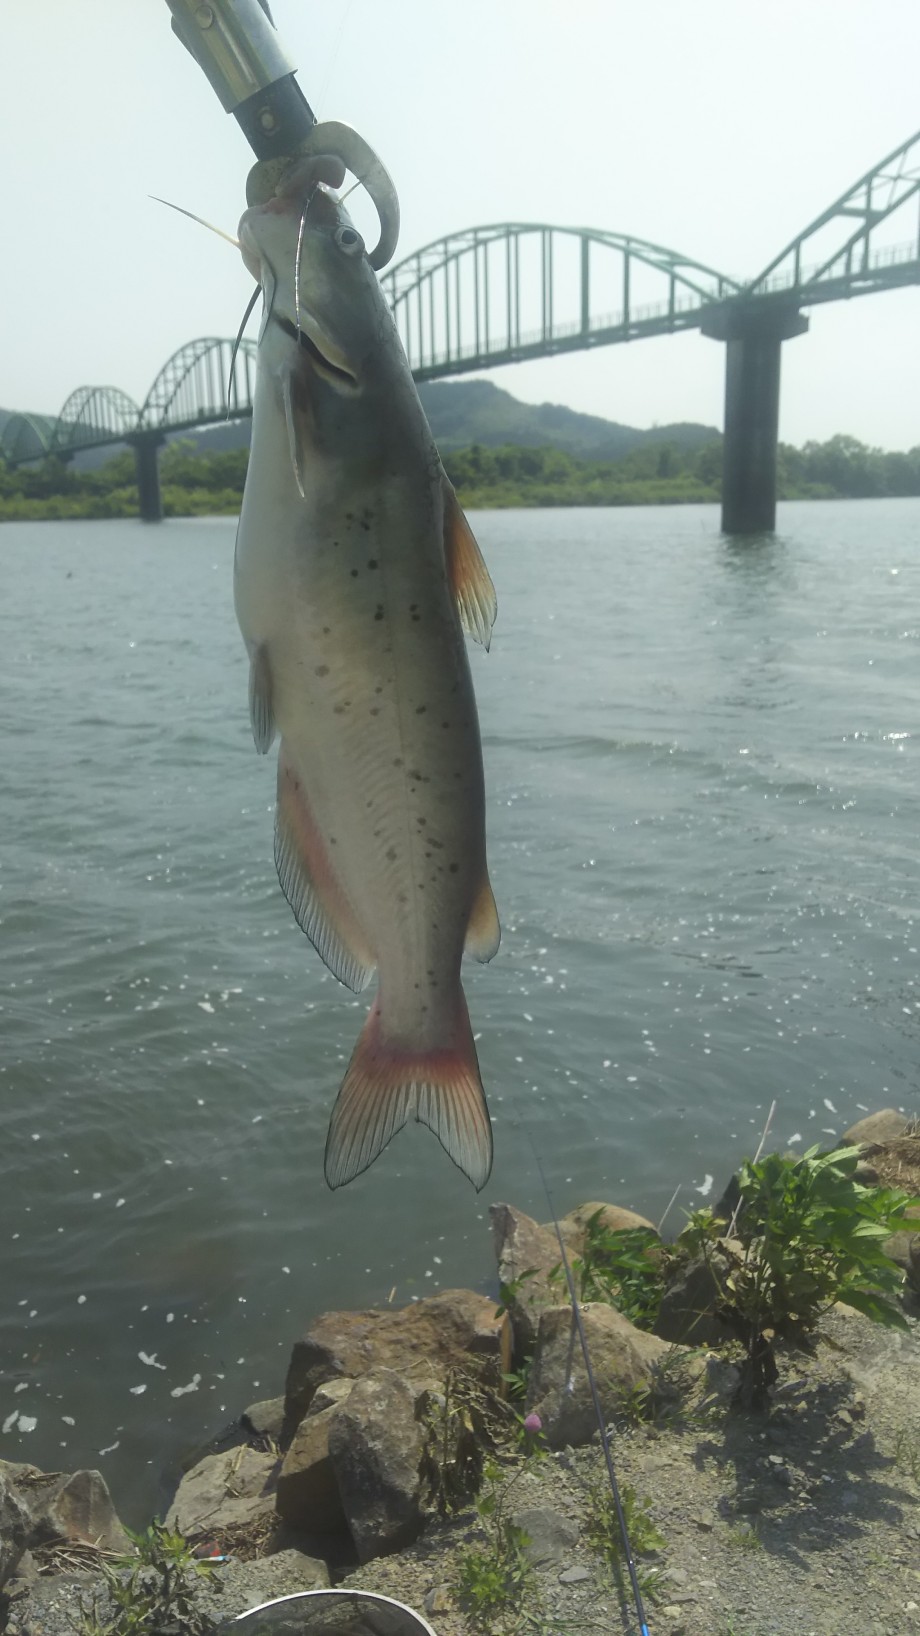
[380,224,741,380]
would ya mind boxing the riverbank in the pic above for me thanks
[3,1110,919,1636]
[2,431,918,520]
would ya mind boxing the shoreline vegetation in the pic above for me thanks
[1,433,919,522]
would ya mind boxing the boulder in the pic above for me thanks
[283,1289,505,1435]
[0,1471,29,1590]
[842,1109,909,1148]
[654,1248,736,1347]
[308,1378,357,1418]
[15,1469,130,1553]
[276,1403,349,1534]
[242,1396,285,1444]
[327,1368,426,1563]
[526,1303,672,1447]
[490,1203,567,1354]
[559,1201,657,1242]
[166,1446,277,1538]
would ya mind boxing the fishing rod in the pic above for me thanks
[529,1139,651,1636]
[165,0,317,160]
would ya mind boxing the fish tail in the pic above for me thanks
[324,990,493,1191]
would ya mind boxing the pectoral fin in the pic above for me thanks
[248,643,275,754]
[464,872,501,963]
[275,744,376,992]
[441,475,497,649]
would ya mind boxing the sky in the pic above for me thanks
[3,0,919,448]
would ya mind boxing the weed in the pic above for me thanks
[582,1472,666,1602]
[550,1215,664,1327]
[676,1146,917,1407]
[725,1522,763,1553]
[419,1370,485,1516]
[454,1458,537,1633]
[74,1521,220,1636]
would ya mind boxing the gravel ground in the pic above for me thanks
[339,1305,920,1636]
[6,1305,920,1636]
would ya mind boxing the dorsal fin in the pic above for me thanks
[441,475,497,649]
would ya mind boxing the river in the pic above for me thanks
[0,500,916,1518]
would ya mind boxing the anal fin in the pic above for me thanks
[441,473,498,649]
[275,744,376,992]
[464,872,501,964]
[248,642,275,754]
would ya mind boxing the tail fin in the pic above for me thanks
[324,992,493,1191]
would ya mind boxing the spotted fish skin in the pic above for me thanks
[233,174,499,1189]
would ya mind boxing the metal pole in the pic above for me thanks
[164,0,316,159]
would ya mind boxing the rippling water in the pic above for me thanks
[1,501,917,1517]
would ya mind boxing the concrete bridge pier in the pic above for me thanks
[130,434,166,523]
[702,302,809,534]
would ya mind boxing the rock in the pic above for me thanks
[242,1396,285,1443]
[424,1582,453,1615]
[526,1303,673,1447]
[490,1203,567,1354]
[511,1506,579,1566]
[559,1201,658,1241]
[558,1564,591,1584]
[327,1368,426,1563]
[15,1469,130,1553]
[276,1404,348,1534]
[654,1250,735,1347]
[842,1109,909,1148]
[0,1471,30,1590]
[166,1446,277,1538]
[284,1289,505,1436]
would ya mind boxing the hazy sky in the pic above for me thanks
[4,1,919,447]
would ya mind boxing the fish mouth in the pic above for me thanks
[277,315,358,390]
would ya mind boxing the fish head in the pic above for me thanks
[238,156,385,395]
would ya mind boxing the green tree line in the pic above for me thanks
[1,433,919,521]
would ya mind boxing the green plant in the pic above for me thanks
[74,1521,220,1636]
[583,1474,665,1602]
[696,1145,917,1407]
[725,1522,763,1553]
[550,1214,665,1328]
[494,1267,541,1320]
[454,1458,537,1632]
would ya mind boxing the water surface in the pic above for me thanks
[0,501,917,1516]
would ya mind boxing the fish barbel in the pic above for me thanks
[234,139,499,1190]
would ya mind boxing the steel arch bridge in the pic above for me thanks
[379,224,742,380]
[745,127,920,303]
[138,336,259,433]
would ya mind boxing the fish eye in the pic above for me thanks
[334,225,364,257]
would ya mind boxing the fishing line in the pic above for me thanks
[511,1109,651,1636]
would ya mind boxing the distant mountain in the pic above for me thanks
[418,380,719,460]
[1,380,720,468]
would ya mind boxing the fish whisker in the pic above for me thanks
[227,284,261,420]
[149,195,240,248]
